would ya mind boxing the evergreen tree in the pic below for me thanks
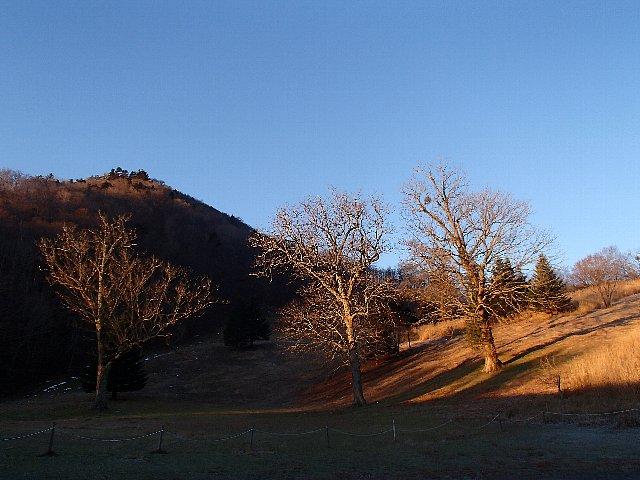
[529,255,573,314]
[488,258,529,319]
[512,266,529,309]
[223,299,270,348]
[81,348,147,399]
[489,259,513,318]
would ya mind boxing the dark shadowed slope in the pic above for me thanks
[0,169,292,394]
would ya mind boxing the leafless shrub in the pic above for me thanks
[571,246,638,308]
[538,355,563,396]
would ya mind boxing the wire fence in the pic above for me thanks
[2,406,639,456]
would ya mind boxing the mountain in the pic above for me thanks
[0,167,291,394]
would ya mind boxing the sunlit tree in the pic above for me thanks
[250,190,392,405]
[40,213,214,410]
[403,164,549,372]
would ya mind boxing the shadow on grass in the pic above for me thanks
[504,311,639,366]
[308,304,640,408]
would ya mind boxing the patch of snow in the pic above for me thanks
[42,381,66,392]
[143,351,175,362]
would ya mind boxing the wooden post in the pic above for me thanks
[154,425,166,454]
[407,329,411,349]
[392,418,397,442]
[249,428,255,451]
[45,422,56,456]
[325,425,330,449]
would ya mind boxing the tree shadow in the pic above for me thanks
[504,312,638,366]
[302,300,640,408]
[371,310,639,405]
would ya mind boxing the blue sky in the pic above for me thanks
[1,1,638,268]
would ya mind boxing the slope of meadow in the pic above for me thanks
[20,281,639,416]
[302,280,640,413]
[2,283,640,479]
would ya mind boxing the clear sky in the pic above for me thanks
[1,1,638,269]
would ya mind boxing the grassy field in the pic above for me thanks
[2,396,640,480]
[3,285,640,479]
[302,290,640,411]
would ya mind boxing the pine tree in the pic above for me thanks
[81,348,147,399]
[488,258,529,319]
[223,299,270,348]
[529,255,573,314]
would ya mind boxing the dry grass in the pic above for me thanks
[617,277,640,297]
[560,334,640,395]
[570,278,640,314]
[503,309,551,324]
[408,279,640,348]
[537,355,563,395]
[411,318,465,344]
[303,288,640,410]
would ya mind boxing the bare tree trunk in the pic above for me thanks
[95,361,111,411]
[343,308,367,407]
[348,342,367,406]
[479,312,502,373]
[94,330,110,411]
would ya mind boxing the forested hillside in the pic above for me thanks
[0,168,291,394]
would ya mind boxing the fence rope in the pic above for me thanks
[168,429,252,444]
[1,428,51,442]
[502,412,544,423]
[397,418,454,433]
[254,427,325,437]
[544,407,640,417]
[330,427,394,437]
[3,405,638,449]
[451,412,501,433]
[57,429,161,442]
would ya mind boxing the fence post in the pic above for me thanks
[325,425,330,449]
[249,427,255,451]
[45,422,56,456]
[392,418,397,442]
[153,425,167,454]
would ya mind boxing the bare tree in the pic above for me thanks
[249,190,392,405]
[403,164,549,372]
[571,246,637,308]
[398,261,462,324]
[39,213,214,410]
[278,281,395,364]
